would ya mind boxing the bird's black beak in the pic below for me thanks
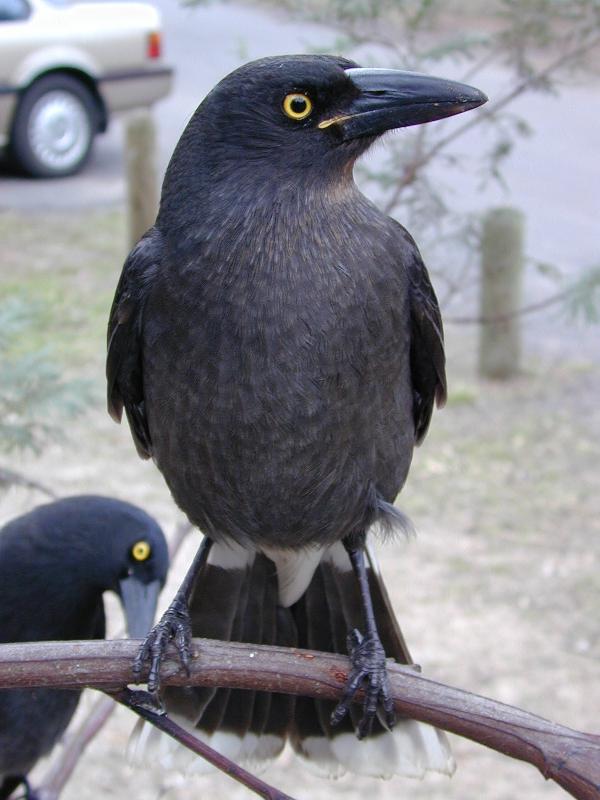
[119,576,161,639]
[320,67,487,140]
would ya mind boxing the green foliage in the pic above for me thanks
[0,296,93,455]
[563,265,600,324]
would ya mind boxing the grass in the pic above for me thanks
[0,208,127,370]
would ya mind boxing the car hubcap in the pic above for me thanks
[28,90,90,172]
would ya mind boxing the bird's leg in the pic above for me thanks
[133,536,212,695]
[330,536,396,739]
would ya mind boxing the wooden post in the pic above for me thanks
[478,207,525,379]
[125,110,158,249]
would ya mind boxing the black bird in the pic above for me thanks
[0,496,169,799]
[107,55,486,777]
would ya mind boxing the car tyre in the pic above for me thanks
[10,74,98,178]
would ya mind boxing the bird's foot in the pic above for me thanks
[330,628,396,739]
[133,595,192,695]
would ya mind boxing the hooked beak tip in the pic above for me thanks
[331,67,487,139]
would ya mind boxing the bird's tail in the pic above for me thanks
[129,539,455,779]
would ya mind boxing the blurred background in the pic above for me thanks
[1,1,599,799]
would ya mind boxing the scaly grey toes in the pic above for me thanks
[132,596,192,694]
[330,627,396,739]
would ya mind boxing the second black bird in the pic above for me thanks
[0,495,169,799]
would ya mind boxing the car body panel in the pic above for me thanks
[0,0,173,152]
[99,68,173,114]
[0,94,16,146]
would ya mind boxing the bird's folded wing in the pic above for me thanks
[106,228,162,459]
[400,227,447,445]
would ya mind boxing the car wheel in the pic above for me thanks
[10,74,98,178]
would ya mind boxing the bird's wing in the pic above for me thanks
[403,230,447,444]
[106,228,162,459]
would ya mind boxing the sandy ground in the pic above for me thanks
[1,202,598,800]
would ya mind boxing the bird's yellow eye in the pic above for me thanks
[282,93,312,121]
[131,540,151,562]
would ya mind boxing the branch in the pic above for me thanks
[1,639,599,800]
[35,695,115,800]
[444,285,574,324]
[381,30,600,213]
[0,466,57,498]
[421,31,600,167]
[108,688,295,800]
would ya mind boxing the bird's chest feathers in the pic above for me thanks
[173,195,405,361]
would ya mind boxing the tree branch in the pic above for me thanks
[420,31,600,169]
[444,285,574,324]
[0,466,57,499]
[108,687,295,800]
[1,639,599,799]
[35,695,115,800]
[379,29,600,215]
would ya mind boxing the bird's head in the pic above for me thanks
[107,505,170,639]
[48,496,170,639]
[165,54,487,196]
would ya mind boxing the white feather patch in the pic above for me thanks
[321,541,352,572]
[327,721,455,780]
[207,539,255,569]
[292,736,347,779]
[127,718,285,777]
[260,545,325,607]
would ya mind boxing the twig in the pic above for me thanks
[445,284,576,324]
[1,639,599,800]
[0,466,57,499]
[419,31,600,171]
[35,696,115,800]
[107,688,295,800]
[381,30,600,212]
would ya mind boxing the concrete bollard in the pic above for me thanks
[478,207,525,379]
[125,110,159,249]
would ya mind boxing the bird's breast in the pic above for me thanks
[143,218,413,547]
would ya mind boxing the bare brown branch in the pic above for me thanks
[1,639,599,799]
[445,285,575,324]
[36,696,115,800]
[380,30,600,214]
[0,466,57,499]
[108,688,296,800]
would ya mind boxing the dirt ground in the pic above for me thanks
[1,206,599,800]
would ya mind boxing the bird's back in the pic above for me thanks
[0,506,105,644]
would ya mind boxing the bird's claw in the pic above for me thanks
[330,627,396,739]
[132,596,192,694]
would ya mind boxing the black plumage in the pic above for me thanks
[108,55,486,776]
[0,496,169,798]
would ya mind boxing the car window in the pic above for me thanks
[0,0,30,21]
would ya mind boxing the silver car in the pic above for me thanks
[0,0,173,177]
